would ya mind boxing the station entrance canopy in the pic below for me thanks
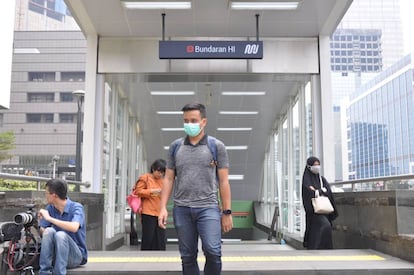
[65,0,352,197]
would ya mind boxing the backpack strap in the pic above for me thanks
[206,136,219,181]
[171,137,184,158]
[206,136,218,163]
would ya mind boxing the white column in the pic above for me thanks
[82,34,101,192]
[314,35,335,181]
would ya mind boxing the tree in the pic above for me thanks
[0,130,15,162]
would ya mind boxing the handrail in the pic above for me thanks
[330,174,414,192]
[0,172,90,191]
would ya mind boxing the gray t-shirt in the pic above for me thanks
[167,135,229,208]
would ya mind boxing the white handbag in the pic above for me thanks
[311,176,334,214]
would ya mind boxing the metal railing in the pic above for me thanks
[330,174,414,192]
[0,172,90,191]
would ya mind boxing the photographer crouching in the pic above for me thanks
[38,179,87,275]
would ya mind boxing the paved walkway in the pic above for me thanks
[67,240,414,275]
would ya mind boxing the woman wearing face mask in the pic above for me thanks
[301,156,338,249]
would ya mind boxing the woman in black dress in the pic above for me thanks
[302,156,338,249]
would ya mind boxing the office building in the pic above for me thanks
[341,53,414,180]
[0,0,85,177]
[331,0,405,180]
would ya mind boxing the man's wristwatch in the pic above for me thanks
[222,209,232,215]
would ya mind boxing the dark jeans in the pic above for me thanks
[141,214,166,250]
[173,206,222,275]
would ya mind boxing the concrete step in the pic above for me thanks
[64,242,414,275]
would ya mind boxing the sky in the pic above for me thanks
[400,0,414,54]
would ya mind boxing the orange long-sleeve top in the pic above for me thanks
[134,173,163,217]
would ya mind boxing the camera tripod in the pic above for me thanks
[0,225,40,275]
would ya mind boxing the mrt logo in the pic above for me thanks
[186,45,194,53]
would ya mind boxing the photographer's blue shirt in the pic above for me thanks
[39,198,88,263]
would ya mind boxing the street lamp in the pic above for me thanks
[52,155,60,178]
[72,90,85,190]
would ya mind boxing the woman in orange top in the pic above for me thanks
[134,159,166,250]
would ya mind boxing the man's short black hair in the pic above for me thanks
[45,179,68,200]
[181,102,206,118]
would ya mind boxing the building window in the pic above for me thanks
[28,72,56,82]
[27,93,55,103]
[59,113,76,123]
[29,0,45,15]
[61,72,85,82]
[26,113,54,123]
[46,0,64,21]
[60,92,74,102]
[29,0,67,21]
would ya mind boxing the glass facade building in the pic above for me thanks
[342,53,414,180]
[331,0,405,180]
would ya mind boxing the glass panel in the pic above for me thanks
[114,99,125,235]
[292,99,300,233]
[28,72,55,82]
[102,83,112,238]
[26,113,54,123]
[60,92,74,102]
[61,72,85,82]
[281,119,288,231]
[305,82,312,156]
[59,113,76,123]
[27,92,55,103]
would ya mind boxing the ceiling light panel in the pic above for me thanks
[230,1,299,10]
[122,1,191,9]
[219,111,258,115]
[222,91,266,96]
[217,128,252,131]
[157,111,183,115]
[229,175,244,180]
[226,146,248,150]
[161,127,183,131]
[150,91,195,95]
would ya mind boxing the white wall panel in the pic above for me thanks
[252,38,319,74]
[98,38,167,73]
[98,38,319,74]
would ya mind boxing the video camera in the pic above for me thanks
[15,210,37,227]
[0,204,38,243]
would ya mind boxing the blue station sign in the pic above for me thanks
[159,40,263,59]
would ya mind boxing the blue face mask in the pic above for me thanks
[183,123,201,137]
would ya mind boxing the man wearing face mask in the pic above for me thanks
[301,156,338,249]
[158,102,232,275]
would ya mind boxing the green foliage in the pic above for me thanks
[0,131,15,162]
[0,178,45,191]
[0,178,77,191]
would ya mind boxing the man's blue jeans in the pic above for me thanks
[173,206,222,275]
[39,227,83,275]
